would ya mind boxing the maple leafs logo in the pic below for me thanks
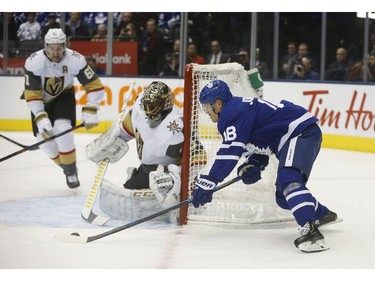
[167,120,182,134]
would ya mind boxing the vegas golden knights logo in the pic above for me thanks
[44,76,65,96]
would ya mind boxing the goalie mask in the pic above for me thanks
[141,81,173,127]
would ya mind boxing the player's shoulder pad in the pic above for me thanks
[65,48,86,69]
[25,50,45,74]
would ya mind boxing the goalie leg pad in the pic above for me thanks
[149,164,181,208]
[99,179,177,222]
[86,122,129,164]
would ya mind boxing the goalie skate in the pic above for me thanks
[294,221,329,253]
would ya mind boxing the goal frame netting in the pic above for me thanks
[180,62,295,228]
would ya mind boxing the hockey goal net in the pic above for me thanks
[180,63,294,228]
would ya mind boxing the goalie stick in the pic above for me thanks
[80,81,136,226]
[54,176,241,243]
[0,123,84,163]
[80,158,110,225]
[0,134,39,150]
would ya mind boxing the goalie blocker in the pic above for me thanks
[149,164,181,208]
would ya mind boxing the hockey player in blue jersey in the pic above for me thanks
[192,79,341,253]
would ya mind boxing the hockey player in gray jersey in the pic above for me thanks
[22,28,105,188]
[192,79,341,253]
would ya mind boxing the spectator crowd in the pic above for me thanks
[1,12,375,81]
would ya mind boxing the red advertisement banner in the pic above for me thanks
[0,58,26,75]
[0,41,138,75]
[69,41,138,75]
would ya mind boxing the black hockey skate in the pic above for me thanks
[316,210,343,227]
[61,163,80,189]
[294,221,329,253]
[66,173,80,189]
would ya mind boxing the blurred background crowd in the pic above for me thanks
[1,12,375,82]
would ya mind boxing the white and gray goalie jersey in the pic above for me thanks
[121,92,184,166]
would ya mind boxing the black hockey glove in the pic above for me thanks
[237,154,269,185]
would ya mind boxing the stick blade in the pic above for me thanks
[53,232,89,243]
[81,212,110,226]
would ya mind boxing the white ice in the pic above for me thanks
[0,131,374,278]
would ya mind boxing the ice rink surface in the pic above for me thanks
[0,131,374,279]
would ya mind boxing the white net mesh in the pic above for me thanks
[185,63,295,228]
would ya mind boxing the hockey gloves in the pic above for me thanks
[192,175,218,208]
[237,154,269,185]
[34,111,53,139]
[149,164,181,208]
[82,105,99,130]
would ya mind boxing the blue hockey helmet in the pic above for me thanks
[199,80,233,105]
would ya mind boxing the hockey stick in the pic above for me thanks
[0,134,39,150]
[80,82,136,226]
[0,123,85,163]
[80,158,110,225]
[54,176,241,243]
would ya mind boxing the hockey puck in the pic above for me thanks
[71,232,80,236]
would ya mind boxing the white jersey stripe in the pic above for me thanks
[216,155,241,160]
[277,112,314,152]
[286,190,310,201]
[291,202,315,213]
[285,135,298,167]
[220,141,246,149]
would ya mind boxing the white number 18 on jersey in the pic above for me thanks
[223,126,237,142]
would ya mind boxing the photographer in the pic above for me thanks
[289,57,320,80]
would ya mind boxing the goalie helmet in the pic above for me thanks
[199,80,233,105]
[44,28,67,48]
[141,81,173,126]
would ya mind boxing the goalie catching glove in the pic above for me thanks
[149,164,181,208]
[82,105,99,130]
[34,111,53,139]
[237,154,269,185]
[191,175,218,208]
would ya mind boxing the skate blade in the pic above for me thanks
[298,239,330,253]
[69,186,79,194]
[316,217,343,227]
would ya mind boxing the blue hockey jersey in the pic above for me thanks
[208,96,318,182]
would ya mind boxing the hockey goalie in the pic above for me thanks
[86,81,206,223]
